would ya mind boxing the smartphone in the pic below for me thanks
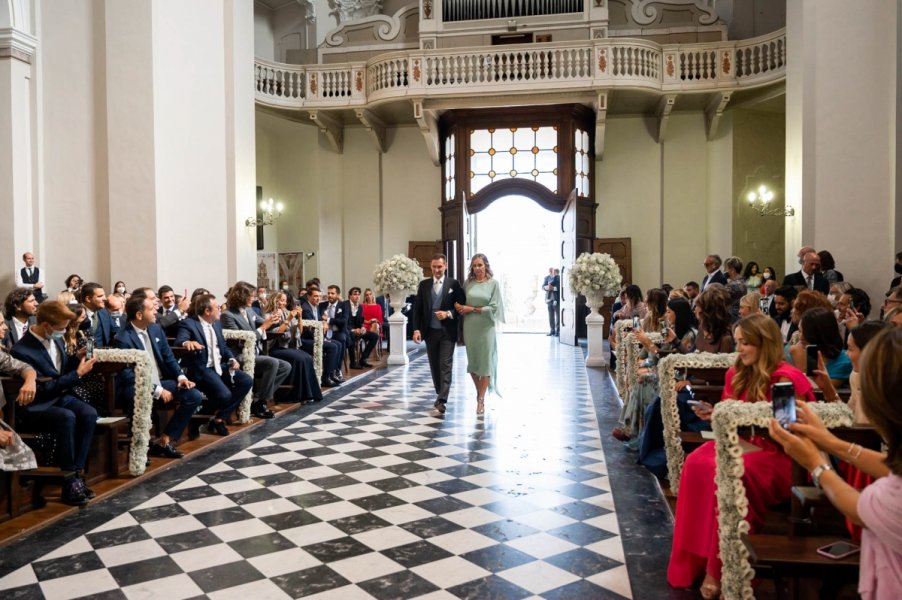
[659,319,668,335]
[632,316,640,330]
[85,337,95,360]
[759,298,769,313]
[772,381,796,427]
[686,400,703,407]
[816,541,860,560]
[805,344,818,376]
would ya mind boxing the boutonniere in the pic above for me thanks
[154,337,160,343]
[337,308,343,313]
[447,289,453,295]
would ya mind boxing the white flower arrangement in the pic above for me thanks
[568,252,622,296]
[657,352,737,492]
[613,320,633,396]
[222,330,257,423]
[373,254,424,294]
[711,400,854,599]
[94,348,153,476]
[300,319,325,382]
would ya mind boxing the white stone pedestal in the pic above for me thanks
[584,290,607,368]
[387,290,409,365]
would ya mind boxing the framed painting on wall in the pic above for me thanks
[278,252,306,297]
[257,252,278,291]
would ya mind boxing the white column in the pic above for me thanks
[387,292,409,365]
[786,1,897,304]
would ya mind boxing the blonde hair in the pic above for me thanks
[739,292,761,314]
[730,314,785,402]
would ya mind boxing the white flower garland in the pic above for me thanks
[300,319,324,382]
[93,348,153,476]
[373,254,424,293]
[222,330,256,423]
[657,352,737,492]
[567,251,622,296]
[711,400,853,599]
[613,320,633,396]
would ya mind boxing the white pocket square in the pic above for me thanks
[154,337,160,343]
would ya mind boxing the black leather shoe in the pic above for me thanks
[78,475,96,499]
[149,442,184,459]
[321,379,335,388]
[359,360,372,368]
[205,419,230,436]
[62,478,89,506]
[251,403,275,419]
[433,400,446,414]
[332,372,345,382]
[328,376,343,387]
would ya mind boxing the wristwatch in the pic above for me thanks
[811,463,834,490]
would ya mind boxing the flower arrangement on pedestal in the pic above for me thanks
[568,252,622,297]
[373,254,424,294]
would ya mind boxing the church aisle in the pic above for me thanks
[0,336,633,599]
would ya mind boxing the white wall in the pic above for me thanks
[253,3,274,61]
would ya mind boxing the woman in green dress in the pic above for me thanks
[454,253,504,415]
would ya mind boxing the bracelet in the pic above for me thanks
[846,442,863,459]
[811,463,834,490]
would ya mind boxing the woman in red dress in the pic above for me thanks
[361,288,384,339]
[667,313,816,598]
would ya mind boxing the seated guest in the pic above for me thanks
[251,286,268,315]
[739,292,761,317]
[783,251,830,293]
[56,290,77,306]
[768,326,902,600]
[112,281,130,299]
[694,284,734,353]
[362,288,384,339]
[174,294,253,436]
[157,285,190,337]
[760,266,777,293]
[787,306,852,387]
[11,301,98,505]
[723,256,747,320]
[772,286,798,342]
[300,287,342,388]
[0,347,38,470]
[829,281,853,308]
[347,287,379,368]
[788,290,833,344]
[220,282,290,419]
[319,285,349,378]
[817,249,844,284]
[610,284,645,351]
[884,305,902,327]
[263,292,322,404]
[62,304,105,415]
[761,279,777,315]
[743,261,762,294]
[106,294,125,337]
[682,281,700,308]
[881,285,902,319]
[4,288,38,348]
[114,296,202,458]
[669,314,816,598]
[62,274,82,296]
[641,288,668,333]
[78,282,113,347]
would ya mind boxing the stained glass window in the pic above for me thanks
[444,134,456,202]
[469,126,558,195]
[574,129,590,197]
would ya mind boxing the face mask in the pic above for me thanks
[895,263,902,274]
[282,286,289,292]
[762,272,771,280]
[116,287,126,293]
[48,328,65,340]
[110,311,122,317]
[259,294,267,302]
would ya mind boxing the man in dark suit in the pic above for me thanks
[11,301,98,505]
[174,294,253,436]
[157,285,190,338]
[319,285,349,375]
[106,294,125,337]
[411,253,466,415]
[220,282,290,419]
[300,287,342,387]
[115,296,202,458]
[78,282,114,347]
[347,287,379,368]
[771,286,798,343]
[3,288,38,348]
[701,255,727,291]
[16,252,46,303]
[762,278,778,317]
[542,267,560,336]
[782,251,830,294]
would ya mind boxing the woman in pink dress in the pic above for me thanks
[769,327,902,600]
[667,313,816,598]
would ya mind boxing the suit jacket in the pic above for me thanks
[319,300,349,338]
[782,270,829,294]
[81,308,114,347]
[543,274,560,303]
[10,332,82,410]
[219,307,266,355]
[701,270,727,290]
[173,316,236,377]
[348,303,367,329]
[113,322,184,395]
[3,316,36,349]
[376,295,392,319]
[300,301,322,341]
[411,277,466,343]
[157,307,184,338]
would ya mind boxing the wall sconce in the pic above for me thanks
[245,197,284,227]
[746,185,794,217]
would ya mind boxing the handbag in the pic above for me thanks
[0,419,38,472]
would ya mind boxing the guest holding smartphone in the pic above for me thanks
[769,327,902,600]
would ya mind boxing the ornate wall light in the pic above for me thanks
[246,197,284,227]
[746,185,794,217]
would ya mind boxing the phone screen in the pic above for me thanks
[772,382,796,427]
[805,344,818,376]
[818,541,859,558]
[632,316,640,330]
[85,337,95,360]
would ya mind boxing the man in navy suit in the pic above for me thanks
[411,253,466,414]
[174,294,253,436]
[701,255,727,291]
[157,285,190,338]
[11,301,98,505]
[3,288,38,349]
[115,296,202,458]
[346,287,379,368]
[319,285,349,377]
[300,287,342,387]
[78,282,114,347]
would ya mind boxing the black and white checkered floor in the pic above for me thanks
[0,337,631,599]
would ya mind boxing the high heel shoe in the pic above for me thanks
[476,398,485,415]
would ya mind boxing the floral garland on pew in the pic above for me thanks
[93,348,153,476]
[222,330,256,424]
[613,320,634,397]
[300,319,324,382]
[658,352,737,492]
[711,400,854,600]
[623,331,663,398]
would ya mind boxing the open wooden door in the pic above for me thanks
[559,190,578,346]
[593,238,631,329]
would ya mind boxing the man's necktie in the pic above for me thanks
[91,312,99,333]
[21,323,27,339]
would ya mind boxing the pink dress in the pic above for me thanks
[857,474,902,600]
[667,362,815,587]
